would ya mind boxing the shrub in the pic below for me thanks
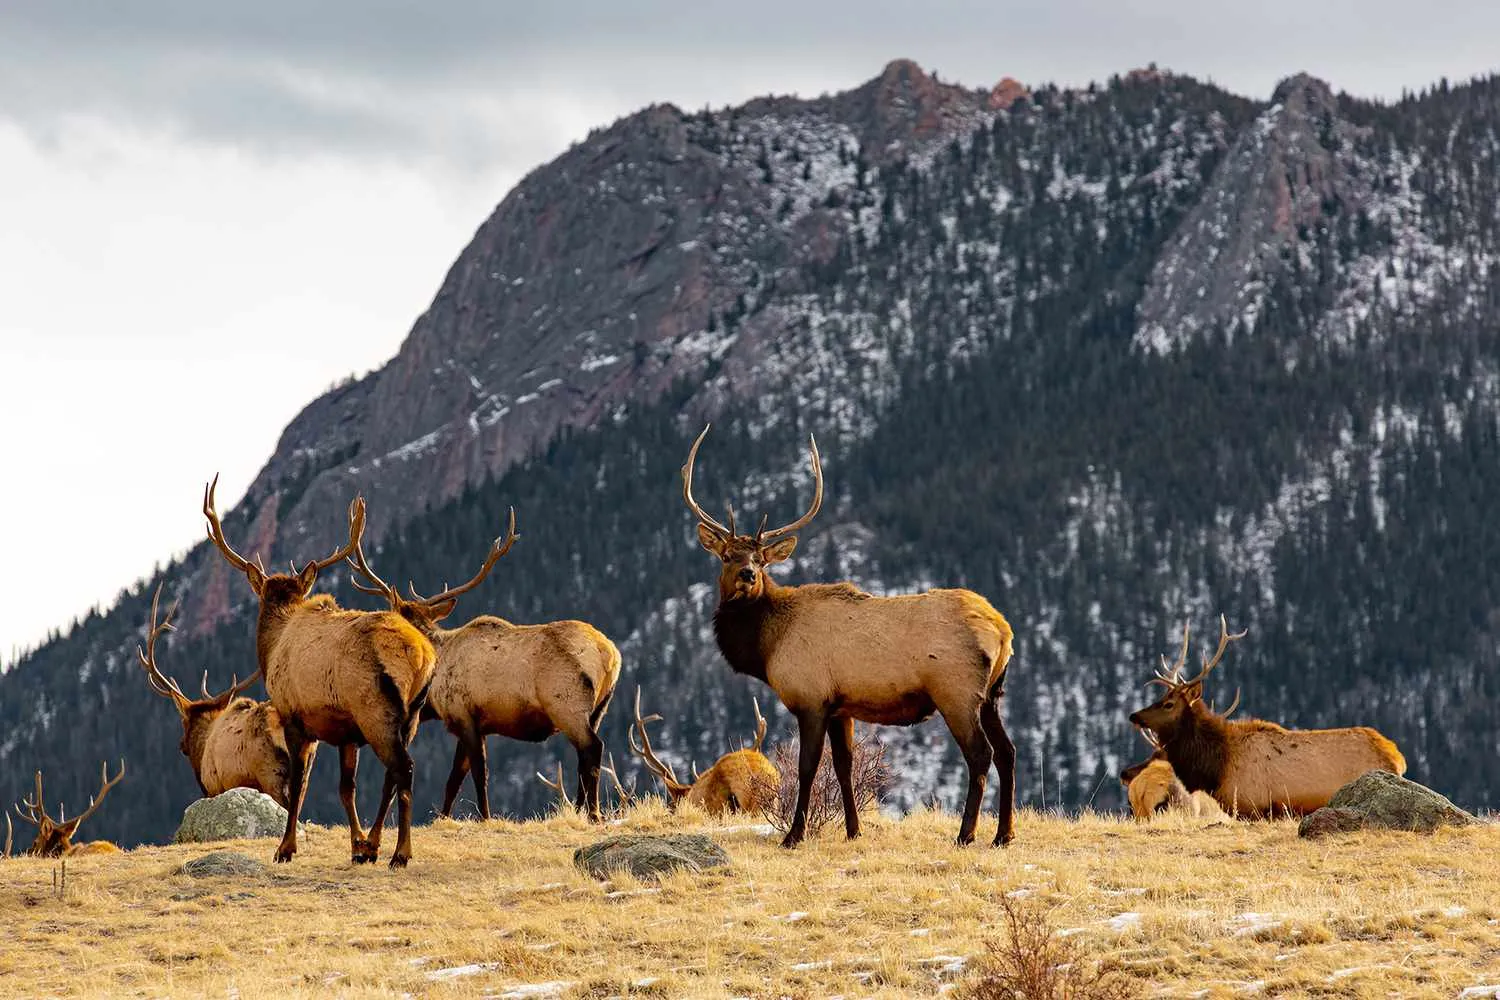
[954,895,1139,1000]
[755,730,891,837]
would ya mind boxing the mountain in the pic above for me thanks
[5,61,1500,847]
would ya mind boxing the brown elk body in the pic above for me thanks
[345,509,621,822]
[682,425,1017,848]
[136,585,299,807]
[13,763,126,857]
[629,688,780,816]
[203,477,436,867]
[1129,617,1407,818]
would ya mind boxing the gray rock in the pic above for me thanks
[177,851,265,878]
[1298,771,1476,838]
[574,834,730,881]
[173,788,290,844]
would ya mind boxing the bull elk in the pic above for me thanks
[344,509,621,822]
[1128,616,1406,818]
[628,688,779,816]
[1120,730,1230,823]
[13,763,126,857]
[136,584,299,807]
[203,476,436,867]
[682,424,1017,848]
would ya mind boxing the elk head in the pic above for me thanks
[14,761,126,857]
[202,473,365,609]
[136,583,261,759]
[346,507,519,633]
[681,424,823,602]
[1128,616,1247,737]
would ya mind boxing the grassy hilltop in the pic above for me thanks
[2,805,1498,998]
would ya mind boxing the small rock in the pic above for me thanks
[1298,771,1475,838]
[177,851,266,878]
[174,788,291,844]
[573,834,729,881]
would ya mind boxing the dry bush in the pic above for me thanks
[955,894,1139,1000]
[755,730,891,837]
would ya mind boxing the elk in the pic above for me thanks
[628,687,779,816]
[1128,616,1407,818]
[344,508,621,822]
[13,763,126,857]
[682,424,1017,848]
[203,476,436,867]
[1120,691,1238,822]
[135,583,299,807]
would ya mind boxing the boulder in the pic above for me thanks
[173,788,290,844]
[1298,771,1476,838]
[574,834,729,881]
[177,851,265,878]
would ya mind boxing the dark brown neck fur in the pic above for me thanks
[712,584,787,684]
[1156,704,1230,794]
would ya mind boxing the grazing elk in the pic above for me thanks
[13,763,126,857]
[203,476,436,867]
[344,509,621,822]
[682,425,1017,848]
[1128,617,1406,818]
[628,688,779,816]
[136,584,300,807]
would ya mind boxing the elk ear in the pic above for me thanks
[696,524,728,557]
[1120,761,1148,785]
[245,563,267,595]
[761,536,797,564]
[1182,681,1204,705]
[296,561,320,595]
[427,597,459,622]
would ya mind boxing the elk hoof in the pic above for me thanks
[273,847,296,864]
[388,852,410,869]
[351,839,378,864]
[993,831,1014,848]
[955,832,977,847]
[779,833,804,850]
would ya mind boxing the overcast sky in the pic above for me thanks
[2,2,1497,661]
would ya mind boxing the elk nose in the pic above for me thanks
[737,567,757,583]
[1127,711,1144,726]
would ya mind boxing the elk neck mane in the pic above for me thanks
[1153,702,1232,794]
[712,579,870,683]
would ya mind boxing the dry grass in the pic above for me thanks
[2,803,1498,999]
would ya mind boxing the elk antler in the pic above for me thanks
[345,518,400,606]
[300,497,367,577]
[16,770,48,828]
[627,687,688,791]
[748,697,767,753]
[599,752,632,810]
[3,813,10,858]
[756,434,823,546]
[1149,621,1194,689]
[65,760,127,832]
[407,507,519,608]
[137,583,190,712]
[682,425,733,539]
[203,474,261,579]
[1215,687,1243,719]
[1178,615,1248,689]
[536,762,572,810]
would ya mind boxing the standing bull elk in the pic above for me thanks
[1128,617,1406,818]
[203,476,436,867]
[629,688,778,816]
[345,509,621,822]
[136,584,298,807]
[12,763,126,857]
[682,425,1017,848]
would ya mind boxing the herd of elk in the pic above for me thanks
[629,688,779,816]
[681,424,1017,848]
[1127,616,1406,818]
[344,508,621,823]
[6,763,127,857]
[136,584,297,808]
[203,476,437,867]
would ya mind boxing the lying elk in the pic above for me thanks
[683,425,1016,848]
[204,476,436,867]
[629,688,779,816]
[1128,616,1406,818]
[1120,691,1238,822]
[13,762,126,857]
[136,584,299,807]
[345,509,621,822]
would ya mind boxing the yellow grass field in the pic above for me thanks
[2,803,1498,999]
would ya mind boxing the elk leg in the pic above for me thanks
[827,716,861,840]
[980,698,1016,847]
[366,770,397,854]
[339,744,376,864]
[784,710,828,849]
[468,734,490,821]
[573,731,605,824]
[440,739,471,819]
[369,734,416,869]
[275,735,316,863]
[942,705,993,846]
